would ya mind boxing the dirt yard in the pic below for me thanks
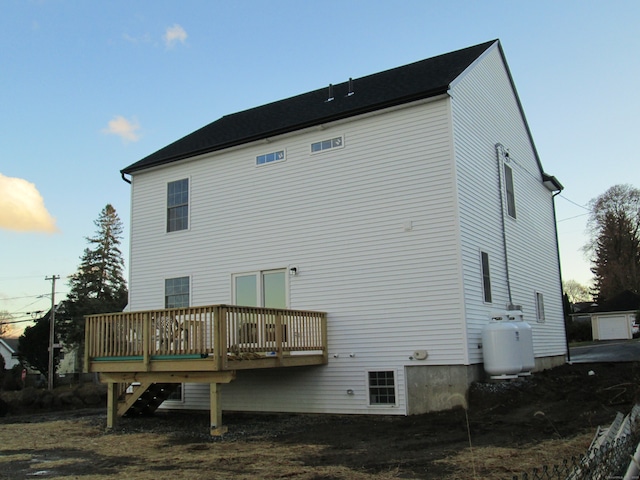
[1,361,639,480]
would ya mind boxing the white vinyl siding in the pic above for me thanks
[129,97,464,415]
[450,44,565,362]
[128,45,565,414]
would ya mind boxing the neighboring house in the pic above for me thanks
[0,338,20,370]
[57,346,80,377]
[114,39,566,416]
[586,290,640,340]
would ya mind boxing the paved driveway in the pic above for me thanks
[569,339,640,363]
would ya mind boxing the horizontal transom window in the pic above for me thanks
[256,150,285,166]
[311,136,343,153]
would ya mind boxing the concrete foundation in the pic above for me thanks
[405,364,484,414]
[533,354,566,372]
[405,355,566,415]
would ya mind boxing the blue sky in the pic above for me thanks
[1,0,638,336]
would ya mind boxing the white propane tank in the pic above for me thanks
[482,318,523,378]
[508,310,535,375]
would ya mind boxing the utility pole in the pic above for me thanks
[45,275,60,390]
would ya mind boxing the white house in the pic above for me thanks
[0,338,20,370]
[117,39,566,416]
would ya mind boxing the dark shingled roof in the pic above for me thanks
[122,40,497,174]
[588,290,640,314]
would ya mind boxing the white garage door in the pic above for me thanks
[597,315,629,340]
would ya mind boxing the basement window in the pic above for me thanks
[256,150,285,166]
[368,370,396,405]
[166,384,183,402]
[311,136,343,153]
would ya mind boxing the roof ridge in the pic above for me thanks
[122,40,498,174]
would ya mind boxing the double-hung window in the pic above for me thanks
[368,370,396,406]
[167,179,189,232]
[165,277,189,308]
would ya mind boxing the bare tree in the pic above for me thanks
[562,280,592,304]
[0,310,12,336]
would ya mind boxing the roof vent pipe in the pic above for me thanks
[347,77,354,96]
[325,84,334,102]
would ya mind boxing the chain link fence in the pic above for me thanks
[513,418,640,480]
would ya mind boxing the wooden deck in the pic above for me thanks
[84,304,327,434]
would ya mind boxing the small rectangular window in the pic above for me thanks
[368,371,396,405]
[167,179,189,232]
[311,136,343,153]
[481,251,492,303]
[256,150,285,166]
[165,277,189,308]
[504,164,516,218]
[535,292,545,323]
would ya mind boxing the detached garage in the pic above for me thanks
[588,290,640,341]
[592,314,633,340]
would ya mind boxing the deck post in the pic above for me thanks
[209,382,227,436]
[106,381,118,430]
[143,313,150,370]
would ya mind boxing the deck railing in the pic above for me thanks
[84,304,327,370]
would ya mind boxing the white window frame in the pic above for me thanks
[311,135,344,154]
[256,149,286,167]
[231,269,289,308]
[164,276,190,309]
[535,291,545,323]
[366,369,398,408]
[166,177,191,233]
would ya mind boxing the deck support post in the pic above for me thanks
[106,382,118,430]
[209,382,227,436]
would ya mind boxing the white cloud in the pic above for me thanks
[102,115,141,142]
[122,32,152,45]
[0,173,58,233]
[164,24,187,47]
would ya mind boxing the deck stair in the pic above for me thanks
[85,304,328,434]
[118,382,179,417]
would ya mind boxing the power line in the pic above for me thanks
[558,194,590,211]
[558,213,590,223]
[2,317,37,325]
[1,293,49,301]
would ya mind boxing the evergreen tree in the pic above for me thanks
[58,204,128,350]
[586,185,640,302]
